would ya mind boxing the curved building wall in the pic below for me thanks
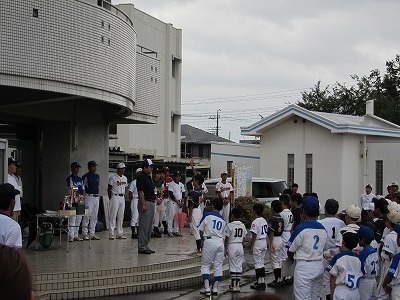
[0,0,136,112]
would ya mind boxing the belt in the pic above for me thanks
[88,194,99,197]
[206,236,222,239]
[114,194,124,197]
[257,238,265,240]
[229,242,242,244]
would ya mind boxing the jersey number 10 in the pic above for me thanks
[212,220,223,230]
[234,228,243,237]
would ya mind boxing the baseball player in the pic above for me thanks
[107,162,128,240]
[361,184,376,218]
[382,224,400,298]
[161,167,172,234]
[167,171,185,237]
[335,205,361,250]
[7,158,21,222]
[290,193,303,231]
[376,210,400,300]
[358,226,379,300]
[287,196,328,300]
[318,199,346,300]
[267,200,285,288]
[224,207,247,292]
[327,231,362,300]
[279,194,294,285]
[152,168,164,238]
[198,198,225,296]
[249,203,268,290]
[82,160,101,240]
[66,162,85,242]
[128,168,141,239]
[187,159,208,214]
[216,170,234,225]
[187,174,206,254]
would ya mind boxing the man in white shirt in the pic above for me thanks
[6,158,21,222]
[0,183,22,248]
[216,170,234,225]
[361,183,376,218]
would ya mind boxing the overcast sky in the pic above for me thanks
[113,0,400,142]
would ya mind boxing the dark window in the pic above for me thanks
[376,160,383,195]
[109,124,117,135]
[287,154,294,187]
[305,154,313,193]
[33,8,38,18]
[227,161,233,177]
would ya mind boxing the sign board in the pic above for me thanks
[234,164,252,198]
[102,195,111,230]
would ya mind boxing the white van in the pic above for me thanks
[204,177,287,205]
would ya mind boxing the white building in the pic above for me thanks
[110,3,182,161]
[241,102,400,209]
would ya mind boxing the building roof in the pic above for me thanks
[240,104,400,138]
[181,124,233,144]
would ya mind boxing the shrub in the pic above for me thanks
[234,196,272,228]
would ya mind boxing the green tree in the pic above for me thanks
[298,54,400,125]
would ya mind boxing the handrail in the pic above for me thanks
[98,0,134,27]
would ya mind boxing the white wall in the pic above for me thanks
[115,4,182,159]
[210,142,260,178]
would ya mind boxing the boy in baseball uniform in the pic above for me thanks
[287,196,328,300]
[198,198,225,296]
[167,171,185,237]
[128,168,141,239]
[358,226,379,300]
[382,224,400,299]
[267,200,285,288]
[216,170,234,225]
[335,205,361,250]
[224,207,247,292]
[279,194,294,285]
[327,231,362,300]
[249,203,268,290]
[319,199,346,300]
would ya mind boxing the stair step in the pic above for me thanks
[36,264,231,300]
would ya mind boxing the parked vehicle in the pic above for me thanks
[204,177,287,205]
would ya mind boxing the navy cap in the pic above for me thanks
[88,160,97,168]
[142,159,154,168]
[8,158,17,166]
[173,171,181,176]
[358,226,375,243]
[0,183,20,202]
[394,224,400,236]
[302,196,320,211]
[70,162,81,168]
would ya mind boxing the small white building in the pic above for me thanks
[240,102,400,209]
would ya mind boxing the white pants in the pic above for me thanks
[201,237,224,277]
[392,285,400,299]
[69,215,83,238]
[222,202,230,224]
[359,277,377,300]
[377,259,390,300]
[190,207,202,240]
[130,197,139,227]
[334,285,360,300]
[109,195,125,236]
[294,260,324,300]
[270,236,283,269]
[228,243,244,273]
[253,239,267,269]
[323,258,333,296]
[82,195,99,236]
[167,201,180,234]
[280,231,291,261]
[154,201,166,228]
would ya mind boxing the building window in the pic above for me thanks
[287,154,294,187]
[227,161,233,177]
[33,8,38,18]
[376,160,383,196]
[109,124,117,135]
[305,154,313,193]
[171,116,175,132]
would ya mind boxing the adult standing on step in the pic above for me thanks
[82,161,101,240]
[137,159,156,254]
[216,170,234,225]
[108,163,128,240]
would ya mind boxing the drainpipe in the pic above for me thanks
[363,135,367,188]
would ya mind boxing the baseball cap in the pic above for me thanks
[70,162,81,168]
[0,183,20,203]
[154,168,161,174]
[358,226,375,243]
[221,170,228,175]
[387,210,400,224]
[173,170,181,176]
[88,160,98,168]
[345,205,361,219]
[392,181,399,187]
[135,168,142,174]
[162,166,169,171]
[142,159,154,168]
[366,183,373,189]
[8,158,17,166]
[117,162,126,169]
[388,201,400,212]
[302,196,320,211]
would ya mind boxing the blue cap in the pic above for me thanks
[302,196,320,211]
[394,224,400,236]
[358,226,375,243]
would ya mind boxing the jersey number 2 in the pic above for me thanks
[313,235,320,250]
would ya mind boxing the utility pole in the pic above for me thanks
[216,109,220,136]
[209,109,221,136]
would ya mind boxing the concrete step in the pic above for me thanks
[36,261,231,300]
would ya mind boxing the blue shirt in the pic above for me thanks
[82,172,100,194]
[66,174,84,194]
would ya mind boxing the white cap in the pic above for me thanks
[117,162,126,169]
[135,168,142,174]
[388,201,400,212]
[345,205,361,219]
[392,181,399,187]
[387,210,400,224]
[221,170,228,175]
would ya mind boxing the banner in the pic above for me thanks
[234,164,252,198]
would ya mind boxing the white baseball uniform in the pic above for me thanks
[7,174,21,212]
[319,217,346,295]
[129,180,139,227]
[167,180,185,234]
[287,220,328,300]
[216,181,233,224]
[108,174,128,236]
[188,188,205,240]
[358,246,379,300]
[251,217,268,269]
[269,215,284,269]
[199,211,226,284]
[0,214,22,248]
[335,224,359,247]
[280,208,293,261]
[225,221,247,274]
[387,253,400,299]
